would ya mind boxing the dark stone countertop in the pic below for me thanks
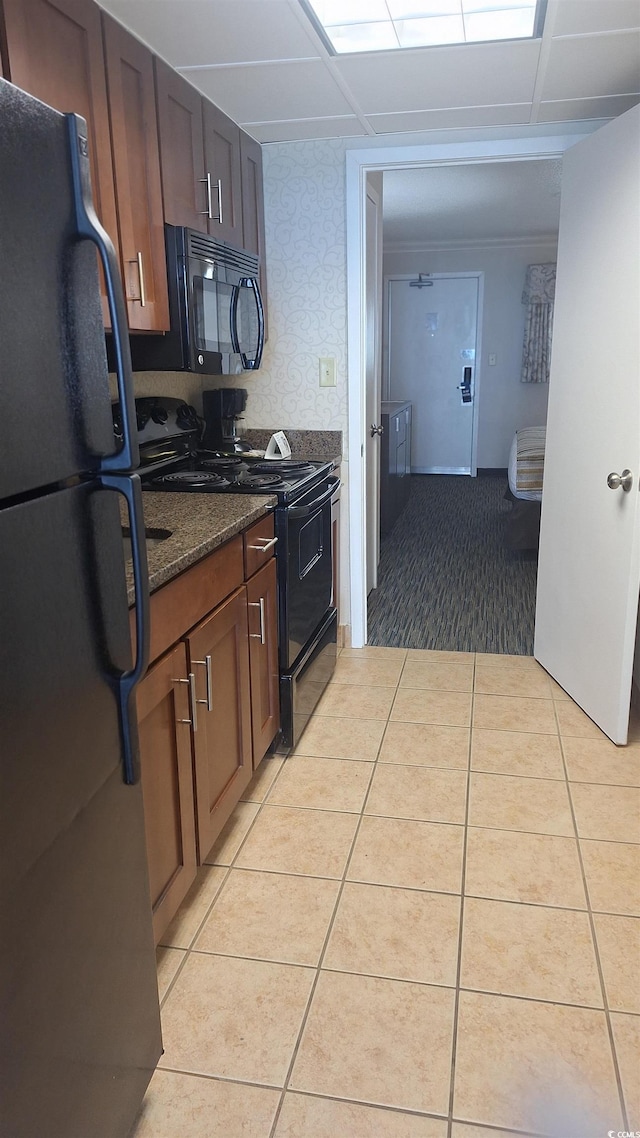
[122,492,277,605]
[242,429,342,464]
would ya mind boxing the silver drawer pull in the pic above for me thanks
[248,597,266,644]
[192,655,213,711]
[173,672,197,731]
[136,251,146,307]
[249,536,278,553]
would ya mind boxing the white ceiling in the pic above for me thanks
[97,0,640,142]
[382,158,562,247]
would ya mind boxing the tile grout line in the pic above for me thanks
[158,757,291,1009]
[446,653,475,1138]
[552,699,630,1131]
[267,654,416,1137]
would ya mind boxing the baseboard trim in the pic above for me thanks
[478,467,508,477]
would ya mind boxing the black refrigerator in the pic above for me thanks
[0,80,161,1136]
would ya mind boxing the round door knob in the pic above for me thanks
[607,469,633,492]
[370,424,384,437]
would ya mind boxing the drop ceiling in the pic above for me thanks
[97,0,640,142]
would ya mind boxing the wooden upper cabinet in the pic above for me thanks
[2,0,118,324]
[102,14,169,332]
[202,100,243,246]
[240,130,268,333]
[154,58,207,231]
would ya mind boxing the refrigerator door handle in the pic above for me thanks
[66,113,139,473]
[99,473,150,784]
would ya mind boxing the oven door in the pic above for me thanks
[277,477,340,670]
[187,257,242,375]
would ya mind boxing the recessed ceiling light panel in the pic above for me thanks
[300,0,545,53]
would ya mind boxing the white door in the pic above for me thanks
[365,186,382,593]
[535,105,640,744]
[386,275,479,474]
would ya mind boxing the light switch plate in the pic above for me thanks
[488,353,497,366]
[319,357,336,387]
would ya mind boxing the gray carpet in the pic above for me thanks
[367,474,537,654]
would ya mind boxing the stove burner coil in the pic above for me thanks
[199,456,244,471]
[159,470,227,486]
[251,460,313,475]
[242,474,283,488]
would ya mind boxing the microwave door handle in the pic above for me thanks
[230,283,241,353]
[231,276,265,371]
[241,276,265,371]
[65,114,138,473]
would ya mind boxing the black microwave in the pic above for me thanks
[124,225,265,375]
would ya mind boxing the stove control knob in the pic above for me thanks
[198,354,204,365]
[151,406,168,424]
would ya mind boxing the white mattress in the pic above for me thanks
[508,431,544,501]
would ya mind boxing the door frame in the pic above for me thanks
[345,128,598,648]
[384,270,485,476]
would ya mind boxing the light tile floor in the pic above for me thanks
[131,649,640,1138]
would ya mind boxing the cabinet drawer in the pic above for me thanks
[145,536,244,663]
[243,514,276,579]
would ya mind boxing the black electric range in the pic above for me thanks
[116,397,339,752]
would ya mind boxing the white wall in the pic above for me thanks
[383,242,557,467]
[223,138,349,437]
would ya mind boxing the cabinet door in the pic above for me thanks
[187,587,252,861]
[136,642,197,945]
[240,130,268,332]
[102,14,169,331]
[2,0,118,325]
[202,99,243,245]
[155,58,206,230]
[247,558,280,764]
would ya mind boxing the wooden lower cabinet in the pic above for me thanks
[136,641,197,945]
[247,558,280,763]
[186,587,253,862]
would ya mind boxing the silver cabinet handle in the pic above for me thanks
[607,470,633,492]
[249,598,266,644]
[174,672,197,731]
[200,172,213,219]
[215,177,223,225]
[136,251,146,307]
[248,536,278,552]
[193,655,213,711]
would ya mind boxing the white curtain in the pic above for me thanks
[521,263,556,383]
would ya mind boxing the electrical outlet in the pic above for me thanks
[319,357,336,387]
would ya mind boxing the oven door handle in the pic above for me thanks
[287,477,341,519]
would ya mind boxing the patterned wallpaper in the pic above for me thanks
[223,138,349,439]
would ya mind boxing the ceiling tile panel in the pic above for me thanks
[180,60,354,122]
[367,103,532,132]
[97,0,321,66]
[334,39,540,113]
[552,0,640,38]
[538,94,640,121]
[541,30,640,101]
[243,117,367,142]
